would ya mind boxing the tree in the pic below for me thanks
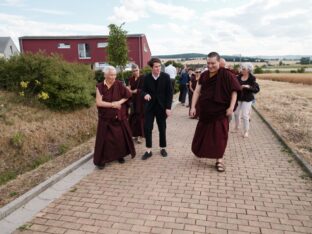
[107,23,128,76]
[300,57,310,65]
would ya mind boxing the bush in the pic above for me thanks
[0,52,95,110]
[297,67,305,73]
[254,66,264,74]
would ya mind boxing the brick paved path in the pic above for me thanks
[14,105,312,234]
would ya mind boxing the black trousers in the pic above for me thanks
[170,79,176,97]
[179,84,187,103]
[144,104,167,148]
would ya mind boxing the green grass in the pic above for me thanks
[0,170,17,186]
[10,131,24,148]
[18,223,32,231]
[28,154,52,170]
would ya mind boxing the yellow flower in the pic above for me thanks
[20,81,29,89]
[38,91,49,100]
[19,91,25,97]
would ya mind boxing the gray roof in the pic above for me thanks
[0,37,11,52]
[19,34,145,40]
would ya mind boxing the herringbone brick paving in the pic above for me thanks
[13,105,312,234]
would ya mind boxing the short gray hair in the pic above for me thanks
[131,64,139,70]
[103,65,116,75]
[240,62,253,72]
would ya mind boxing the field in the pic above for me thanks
[255,80,312,165]
[256,73,312,85]
[0,90,97,206]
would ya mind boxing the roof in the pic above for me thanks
[19,34,146,40]
[0,37,11,52]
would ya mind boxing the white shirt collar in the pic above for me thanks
[152,73,160,80]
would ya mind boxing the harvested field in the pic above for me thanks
[256,73,312,85]
[255,80,312,165]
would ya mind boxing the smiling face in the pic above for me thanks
[207,56,220,73]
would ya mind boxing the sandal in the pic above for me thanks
[215,162,225,172]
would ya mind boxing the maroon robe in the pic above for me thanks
[94,80,135,166]
[192,68,241,158]
[128,75,145,137]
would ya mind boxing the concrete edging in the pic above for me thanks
[253,106,312,177]
[0,151,94,220]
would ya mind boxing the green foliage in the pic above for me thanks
[107,23,128,72]
[10,131,24,148]
[164,60,184,69]
[254,66,264,74]
[297,67,305,73]
[300,57,310,65]
[94,70,104,83]
[275,69,280,73]
[0,52,95,110]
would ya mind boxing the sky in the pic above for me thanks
[0,0,312,56]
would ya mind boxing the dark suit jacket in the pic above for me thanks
[142,72,173,111]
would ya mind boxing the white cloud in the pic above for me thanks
[27,8,73,16]
[0,13,109,50]
[108,0,149,23]
[108,0,195,23]
[0,0,25,7]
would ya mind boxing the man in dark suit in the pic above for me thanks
[141,58,173,160]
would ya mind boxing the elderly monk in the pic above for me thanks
[190,52,241,172]
[94,66,135,169]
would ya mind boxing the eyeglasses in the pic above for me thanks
[195,71,201,73]
[132,70,139,72]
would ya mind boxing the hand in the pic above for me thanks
[112,101,122,110]
[226,107,234,116]
[144,94,151,101]
[133,89,138,94]
[190,107,196,117]
[166,109,172,117]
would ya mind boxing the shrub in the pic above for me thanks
[297,67,305,73]
[254,66,264,74]
[0,52,95,110]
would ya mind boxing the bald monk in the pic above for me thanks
[94,66,135,169]
[190,52,241,172]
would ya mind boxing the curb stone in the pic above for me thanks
[0,151,93,220]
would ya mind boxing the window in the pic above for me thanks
[97,42,108,48]
[78,43,91,59]
[57,43,71,49]
[10,45,13,54]
[144,43,148,53]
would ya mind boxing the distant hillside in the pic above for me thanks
[154,53,312,61]
[154,53,207,59]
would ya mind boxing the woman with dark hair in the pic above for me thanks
[128,64,145,143]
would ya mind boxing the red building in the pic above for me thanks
[19,34,151,69]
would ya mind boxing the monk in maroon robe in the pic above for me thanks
[94,66,135,169]
[190,52,241,172]
[127,64,145,143]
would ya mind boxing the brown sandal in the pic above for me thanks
[215,162,225,172]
